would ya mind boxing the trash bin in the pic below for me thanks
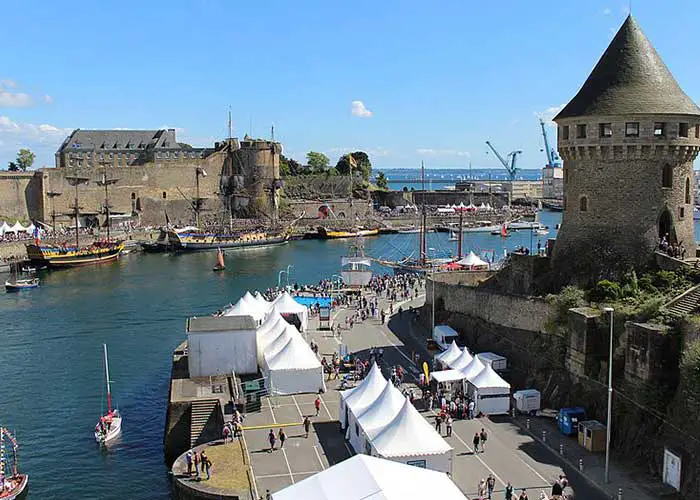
[578,420,606,452]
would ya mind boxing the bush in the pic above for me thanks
[547,286,586,324]
[590,280,622,302]
[652,270,678,291]
[636,296,665,322]
[638,274,657,294]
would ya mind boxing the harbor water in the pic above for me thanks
[1,209,693,499]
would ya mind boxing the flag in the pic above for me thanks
[33,225,40,245]
[347,153,357,169]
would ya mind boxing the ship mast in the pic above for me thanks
[97,168,118,241]
[65,176,90,248]
[103,344,112,413]
[420,161,427,265]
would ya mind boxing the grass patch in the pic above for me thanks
[204,441,250,492]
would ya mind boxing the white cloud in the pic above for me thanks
[602,7,612,15]
[351,100,372,118]
[416,148,470,158]
[0,83,33,107]
[535,104,565,123]
[0,115,73,168]
[0,79,17,88]
[43,94,53,104]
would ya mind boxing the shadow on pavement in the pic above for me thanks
[313,421,352,466]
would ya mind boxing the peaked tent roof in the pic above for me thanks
[470,364,511,390]
[371,398,452,457]
[272,454,466,500]
[254,291,273,309]
[357,380,406,438]
[342,362,386,410]
[223,296,263,319]
[258,310,285,337]
[10,221,26,232]
[264,324,301,360]
[274,292,308,314]
[457,251,488,268]
[435,341,463,366]
[266,334,321,370]
[461,356,486,381]
[556,15,700,119]
[448,348,474,371]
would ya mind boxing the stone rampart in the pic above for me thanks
[0,171,43,221]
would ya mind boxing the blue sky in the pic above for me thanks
[1,1,699,171]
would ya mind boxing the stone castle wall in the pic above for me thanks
[553,115,700,285]
[0,172,44,222]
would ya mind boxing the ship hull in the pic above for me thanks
[317,228,380,239]
[169,231,289,251]
[1,474,28,499]
[26,242,124,268]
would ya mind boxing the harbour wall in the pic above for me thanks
[0,171,43,222]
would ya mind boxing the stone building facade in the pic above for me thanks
[552,15,700,285]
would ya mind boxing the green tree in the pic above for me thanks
[7,161,19,171]
[375,171,389,190]
[306,151,330,172]
[279,155,291,176]
[336,151,372,180]
[16,149,35,171]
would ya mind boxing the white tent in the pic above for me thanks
[272,454,467,500]
[25,223,35,235]
[264,324,299,360]
[466,364,511,416]
[223,296,266,324]
[435,341,462,368]
[447,348,473,371]
[254,291,273,312]
[370,398,453,474]
[479,203,487,210]
[0,222,10,235]
[460,356,486,381]
[6,221,26,234]
[262,334,325,395]
[256,312,288,363]
[340,362,385,429]
[273,292,309,331]
[187,315,259,376]
[349,379,404,454]
[430,370,465,384]
[456,251,489,270]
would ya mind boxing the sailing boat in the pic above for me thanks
[341,237,372,287]
[0,428,28,499]
[94,344,122,444]
[448,230,459,241]
[213,247,226,271]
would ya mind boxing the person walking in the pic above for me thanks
[518,489,529,500]
[185,450,193,476]
[434,414,442,434]
[473,432,480,453]
[486,474,495,499]
[480,428,488,452]
[200,450,208,475]
[445,415,453,437]
[468,400,475,419]
[268,429,276,452]
[314,396,321,416]
[477,479,487,498]
[505,482,514,500]
[193,450,200,478]
[202,451,212,480]
[303,416,311,438]
[278,428,287,448]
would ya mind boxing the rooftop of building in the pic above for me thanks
[57,128,187,153]
[556,15,700,120]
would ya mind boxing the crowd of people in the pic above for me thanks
[659,234,687,260]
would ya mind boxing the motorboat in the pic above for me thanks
[5,277,39,292]
[95,344,122,444]
[0,427,28,499]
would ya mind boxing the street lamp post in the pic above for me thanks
[286,265,294,287]
[602,306,614,483]
[277,270,287,289]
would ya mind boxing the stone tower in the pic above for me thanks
[552,15,700,285]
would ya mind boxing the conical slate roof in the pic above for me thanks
[556,15,700,119]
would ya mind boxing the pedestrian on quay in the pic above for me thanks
[468,399,475,419]
[222,423,231,443]
[315,395,321,416]
[477,478,487,498]
[486,474,495,499]
[518,489,529,500]
[185,450,193,476]
[202,451,212,480]
[193,450,200,478]
[505,482,514,500]
[268,429,276,452]
[473,432,480,453]
[445,415,453,437]
[435,414,442,434]
[480,427,488,452]
[200,450,209,475]
[278,428,287,448]
[551,478,563,497]
[303,416,311,438]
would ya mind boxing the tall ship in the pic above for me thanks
[167,226,291,251]
[26,174,124,268]
[0,427,28,499]
[317,226,379,239]
[341,237,373,287]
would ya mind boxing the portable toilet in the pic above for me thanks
[513,389,541,415]
[578,420,607,452]
[557,407,587,436]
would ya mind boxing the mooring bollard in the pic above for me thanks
[579,458,584,471]
[542,430,547,443]
[526,418,530,430]
[559,443,564,455]
[618,487,622,500]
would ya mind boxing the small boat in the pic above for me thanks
[95,344,122,444]
[534,228,549,236]
[317,227,380,239]
[5,277,39,292]
[448,230,459,241]
[0,427,28,499]
[498,224,510,238]
[213,248,226,271]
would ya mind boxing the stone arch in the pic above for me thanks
[317,204,330,219]
[662,164,673,188]
[685,177,691,204]
[658,208,675,243]
[579,195,588,212]
[337,211,346,218]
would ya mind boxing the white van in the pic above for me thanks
[476,352,507,371]
[432,325,460,350]
[513,389,541,415]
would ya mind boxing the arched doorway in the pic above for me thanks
[659,209,675,243]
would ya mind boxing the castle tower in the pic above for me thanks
[552,15,700,285]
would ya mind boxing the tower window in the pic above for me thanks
[580,196,588,212]
[685,178,691,204]
[680,207,685,219]
[662,164,673,188]
[162,191,167,200]
[599,123,612,137]
[679,123,689,138]
[695,124,699,139]
[576,124,587,139]
[653,123,666,137]
[561,125,569,140]
[625,122,640,137]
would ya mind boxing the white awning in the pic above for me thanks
[430,369,466,383]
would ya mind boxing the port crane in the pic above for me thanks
[485,141,522,180]
[539,118,562,168]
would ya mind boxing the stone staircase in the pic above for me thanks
[190,399,218,448]
[664,284,700,316]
